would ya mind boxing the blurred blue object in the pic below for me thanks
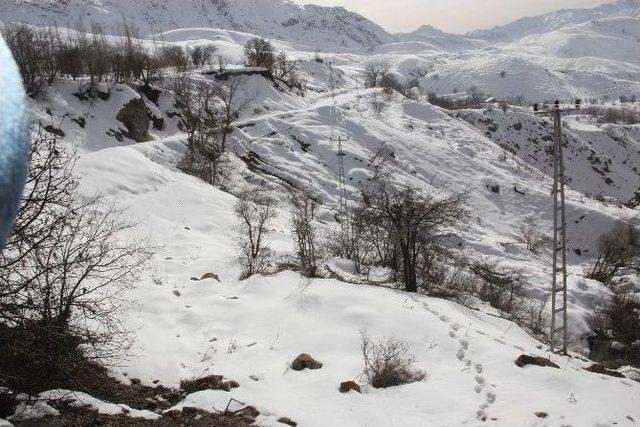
[0,35,29,249]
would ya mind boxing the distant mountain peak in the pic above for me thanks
[465,0,640,42]
[0,0,391,50]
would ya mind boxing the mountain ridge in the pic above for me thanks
[0,0,390,50]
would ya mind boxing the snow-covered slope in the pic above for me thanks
[467,0,640,42]
[456,107,640,202]
[0,0,390,50]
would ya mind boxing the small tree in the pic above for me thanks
[244,38,275,72]
[158,46,190,72]
[216,77,253,153]
[291,193,320,277]
[363,61,390,89]
[234,194,277,279]
[360,181,468,292]
[190,45,217,67]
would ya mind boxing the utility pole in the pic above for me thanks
[533,99,581,355]
[328,62,349,231]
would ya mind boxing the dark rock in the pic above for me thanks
[291,353,323,371]
[200,272,220,281]
[72,117,86,128]
[584,363,625,378]
[278,417,297,426]
[44,125,65,138]
[180,375,226,393]
[97,89,111,101]
[535,412,548,418]
[515,354,559,369]
[116,98,152,142]
[339,381,361,393]
[181,406,199,415]
[243,406,260,418]
[151,114,165,131]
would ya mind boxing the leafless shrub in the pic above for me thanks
[519,218,549,254]
[583,106,640,125]
[234,193,277,279]
[471,261,527,314]
[291,192,321,277]
[0,130,149,398]
[361,330,426,389]
[274,51,303,90]
[587,222,637,284]
[591,290,640,349]
[370,92,388,116]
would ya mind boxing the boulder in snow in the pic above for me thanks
[291,353,322,371]
[584,363,625,378]
[339,381,361,393]
[116,98,152,142]
[514,354,559,369]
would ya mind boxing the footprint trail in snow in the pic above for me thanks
[426,302,498,423]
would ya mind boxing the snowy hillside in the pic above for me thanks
[0,0,390,50]
[467,0,640,42]
[22,73,640,424]
[2,0,640,425]
[455,106,640,202]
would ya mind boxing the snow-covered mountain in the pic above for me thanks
[0,0,390,50]
[394,25,488,52]
[467,0,640,42]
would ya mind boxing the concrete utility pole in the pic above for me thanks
[533,99,581,355]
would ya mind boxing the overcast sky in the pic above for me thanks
[298,0,613,33]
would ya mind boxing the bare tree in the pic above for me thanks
[0,130,149,397]
[174,79,232,186]
[243,38,275,72]
[190,45,217,68]
[216,77,253,153]
[234,194,277,279]
[363,61,390,89]
[158,45,190,72]
[291,193,321,277]
[1,24,60,95]
[360,182,468,292]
